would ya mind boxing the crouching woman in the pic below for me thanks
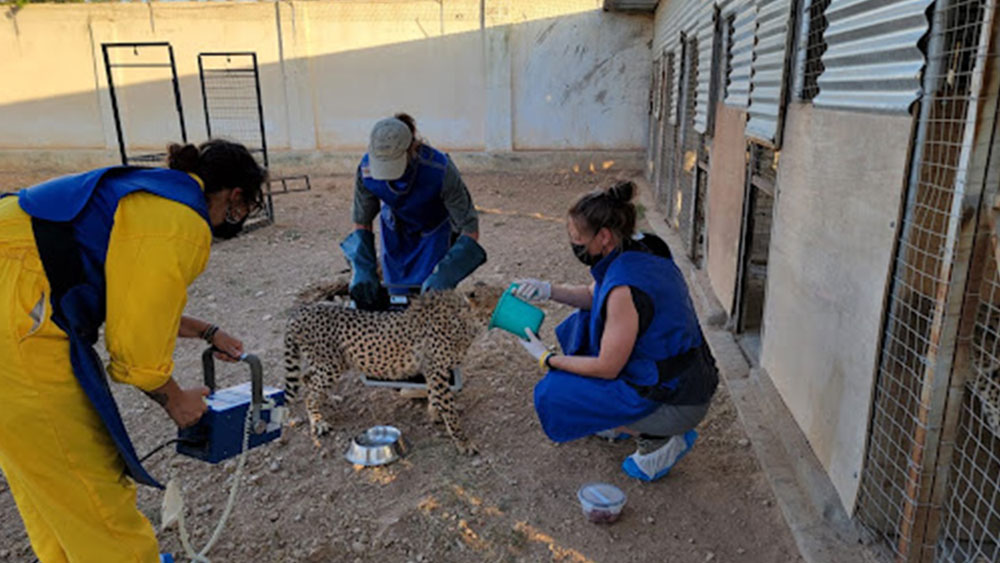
[513,181,718,481]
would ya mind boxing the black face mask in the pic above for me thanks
[212,207,247,240]
[572,242,603,267]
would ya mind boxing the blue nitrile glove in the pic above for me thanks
[421,235,487,292]
[340,229,380,308]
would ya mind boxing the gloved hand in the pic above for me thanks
[512,279,551,302]
[421,235,487,293]
[520,328,556,369]
[340,229,381,309]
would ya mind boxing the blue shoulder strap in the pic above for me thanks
[17,167,210,226]
[17,167,119,222]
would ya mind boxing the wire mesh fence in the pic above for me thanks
[198,53,267,166]
[937,255,1000,561]
[798,0,830,102]
[853,1,995,561]
[198,51,311,230]
[933,1,1000,559]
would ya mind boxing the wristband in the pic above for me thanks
[545,352,557,370]
[201,324,220,345]
[539,351,557,370]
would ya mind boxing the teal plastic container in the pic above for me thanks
[489,284,545,340]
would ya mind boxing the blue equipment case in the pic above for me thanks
[177,348,285,464]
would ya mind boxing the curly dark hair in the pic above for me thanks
[166,139,267,210]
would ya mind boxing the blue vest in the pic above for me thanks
[565,250,703,387]
[18,167,210,310]
[360,145,452,292]
[11,167,210,488]
[534,248,713,442]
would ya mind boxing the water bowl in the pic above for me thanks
[344,425,409,466]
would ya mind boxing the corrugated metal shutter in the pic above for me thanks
[694,2,717,134]
[791,0,816,100]
[814,0,932,112]
[656,0,704,125]
[725,2,757,108]
[745,0,794,142]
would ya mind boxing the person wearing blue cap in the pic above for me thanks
[512,181,719,482]
[341,113,486,309]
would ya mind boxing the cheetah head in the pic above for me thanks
[463,282,504,324]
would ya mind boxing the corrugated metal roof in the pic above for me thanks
[814,0,932,113]
[724,2,757,108]
[694,2,717,134]
[603,0,660,12]
[745,0,794,142]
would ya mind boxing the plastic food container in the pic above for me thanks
[577,483,627,524]
[488,284,545,341]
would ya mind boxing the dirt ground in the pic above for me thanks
[0,169,802,562]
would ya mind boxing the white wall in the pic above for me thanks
[510,9,651,149]
[0,1,651,157]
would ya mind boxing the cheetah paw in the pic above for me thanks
[457,440,479,456]
[313,419,332,435]
[310,420,332,447]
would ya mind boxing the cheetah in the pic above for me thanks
[283,283,503,455]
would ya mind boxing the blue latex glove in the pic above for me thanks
[421,235,487,292]
[340,229,380,309]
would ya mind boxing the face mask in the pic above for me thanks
[572,241,603,267]
[212,205,247,240]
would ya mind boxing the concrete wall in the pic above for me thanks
[760,103,912,512]
[705,104,747,316]
[0,1,651,167]
[510,9,651,149]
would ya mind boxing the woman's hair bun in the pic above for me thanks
[166,143,200,173]
[607,180,636,203]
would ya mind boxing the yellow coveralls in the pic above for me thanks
[0,186,211,562]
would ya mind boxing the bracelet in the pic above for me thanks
[201,324,220,345]
[539,351,557,370]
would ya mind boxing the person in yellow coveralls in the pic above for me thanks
[0,140,266,563]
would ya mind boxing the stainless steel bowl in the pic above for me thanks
[344,425,409,466]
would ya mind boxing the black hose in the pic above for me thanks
[140,438,201,463]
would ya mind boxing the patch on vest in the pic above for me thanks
[361,165,372,179]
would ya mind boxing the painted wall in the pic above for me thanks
[510,9,652,149]
[0,1,651,157]
[705,104,748,316]
[761,103,912,512]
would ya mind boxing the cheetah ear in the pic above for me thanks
[467,280,486,300]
